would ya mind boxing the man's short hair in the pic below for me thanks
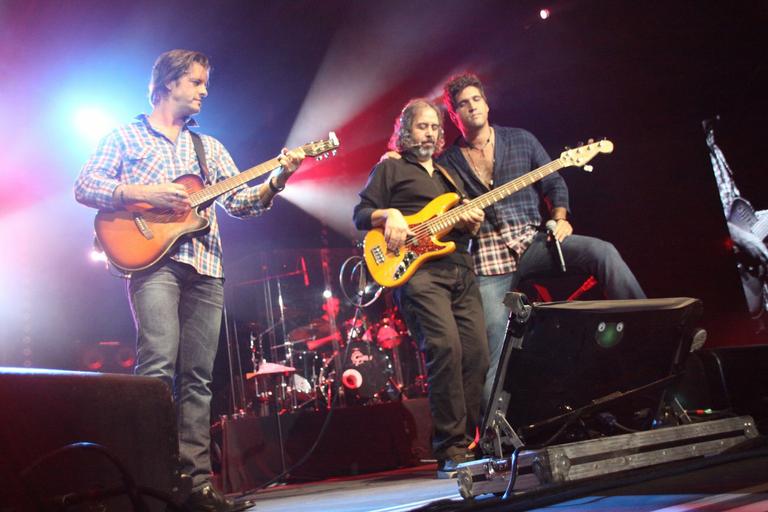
[148,49,211,107]
[442,73,487,114]
[387,98,445,154]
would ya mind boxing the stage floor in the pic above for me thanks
[238,464,457,512]
[232,445,768,512]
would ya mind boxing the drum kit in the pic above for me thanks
[233,252,428,416]
[246,307,427,415]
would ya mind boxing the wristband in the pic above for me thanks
[269,178,285,194]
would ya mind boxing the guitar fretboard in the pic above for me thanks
[412,159,565,237]
[187,136,338,207]
[189,157,281,207]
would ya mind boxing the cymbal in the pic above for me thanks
[288,319,331,341]
[246,362,296,379]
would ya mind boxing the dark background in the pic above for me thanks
[1,0,766,373]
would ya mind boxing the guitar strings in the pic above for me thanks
[402,159,563,246]
[188,140,333,207]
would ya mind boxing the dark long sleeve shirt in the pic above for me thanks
[439,126,570,275]
[353,152,473,269]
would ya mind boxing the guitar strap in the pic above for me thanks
[189,131,211,184]
[435,163,466,200]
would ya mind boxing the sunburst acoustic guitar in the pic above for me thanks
[95,132,339,272]
[363,140,614,288]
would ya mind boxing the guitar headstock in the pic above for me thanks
[559,139,614,171]
[303,131,340,160]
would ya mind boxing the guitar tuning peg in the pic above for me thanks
[315,156,321,162]
[584,164,594,172]
[332,150,337,156]
[577,141,584,147]
[564,146,571,151]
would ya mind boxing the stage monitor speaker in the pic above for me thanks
[483,297,704,452]
[0,368,179,512]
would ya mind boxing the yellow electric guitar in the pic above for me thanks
[363,140,614,288]
[95,132,339,272]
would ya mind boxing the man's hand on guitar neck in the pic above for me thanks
[457,199,484,236]
[272,147,307,188]
[113,182,191,212]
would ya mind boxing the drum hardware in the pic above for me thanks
[333,254,387,405]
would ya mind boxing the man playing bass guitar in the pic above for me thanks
[353,98,488,479]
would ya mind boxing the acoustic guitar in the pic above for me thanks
[95,132,339,272]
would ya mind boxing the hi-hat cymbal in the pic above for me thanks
[246,361,296,379]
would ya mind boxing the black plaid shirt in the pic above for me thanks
[439,126,569,275]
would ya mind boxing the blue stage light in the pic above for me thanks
[73,106,119,149]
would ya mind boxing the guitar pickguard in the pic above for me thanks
[392,238,444,281]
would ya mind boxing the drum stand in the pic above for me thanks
[389,345,405,397]
[411,346,428,396]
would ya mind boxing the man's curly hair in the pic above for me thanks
[442,73,487,114]
[387,98,445,154]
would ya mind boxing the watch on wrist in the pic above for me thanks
[269,178,285,193]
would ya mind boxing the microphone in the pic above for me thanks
[408,140,434,150]
[546,220,566,273]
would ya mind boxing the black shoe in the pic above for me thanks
[436,450,476,479]
[184,483,236,512]
[436,458,461,479]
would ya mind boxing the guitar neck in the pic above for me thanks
[189,155,283,207]
[421,159,565,233]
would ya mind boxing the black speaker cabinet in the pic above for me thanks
[483,297,704,452]
[0,368,179,511]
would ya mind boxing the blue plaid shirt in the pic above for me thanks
[75,114,268,278]
[440,126,569,275]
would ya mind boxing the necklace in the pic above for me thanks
[465,128,493,151]
[462,129,495,188]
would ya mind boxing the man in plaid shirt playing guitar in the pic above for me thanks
[75,49,305,511]
[439,73,646,404]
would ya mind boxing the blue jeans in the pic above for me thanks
[477,232,646,404]
[128,260,224,491]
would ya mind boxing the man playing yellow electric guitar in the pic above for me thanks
[353,98,488,479]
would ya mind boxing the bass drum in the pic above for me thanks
[340,341,393,400]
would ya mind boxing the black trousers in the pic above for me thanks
[395,263,489,460]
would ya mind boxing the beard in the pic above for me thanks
[414,143,435,159]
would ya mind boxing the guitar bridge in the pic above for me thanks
[371,246,385,265]
[133,213,154,240]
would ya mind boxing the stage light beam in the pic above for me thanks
[73,106,119,149]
